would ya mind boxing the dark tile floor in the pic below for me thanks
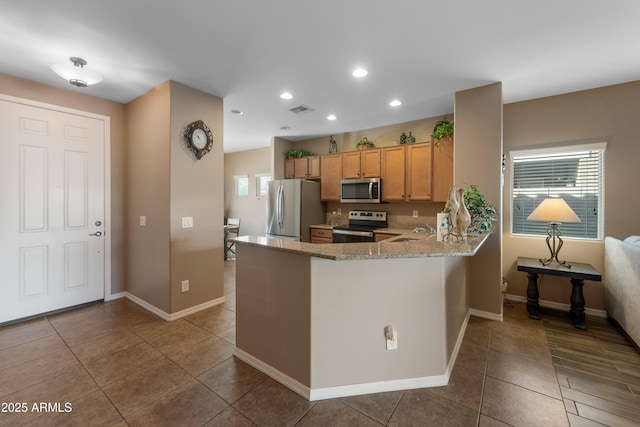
[1,261,639,426]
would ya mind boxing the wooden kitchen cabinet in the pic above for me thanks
[342,149,380,179]
[310,227,333,244]
[381,146,406,201]
[374,232,398,242]
[321,154,342,201]
[293,156,321,179]
[406,143,432,201]
[432,139,454,202]
[284,158,295,179]
[381,143,433,202]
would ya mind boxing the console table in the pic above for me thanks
[517,257,602,330]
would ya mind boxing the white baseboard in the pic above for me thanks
[504,293,607,318]
[445,311,471,376]
[234,347,451,402]
[468,307,503,322]
[123,292,225,321]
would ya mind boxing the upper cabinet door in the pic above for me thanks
[360,149,381,178]
[321,154,342,201]
[342,152,361,179]
[381,146,406,201]
[406,143,432,201]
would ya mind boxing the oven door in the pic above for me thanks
[332,229,375,243]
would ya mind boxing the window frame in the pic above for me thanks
[233,174,249,197]
[509,141,606,241]
[255,173,272,196]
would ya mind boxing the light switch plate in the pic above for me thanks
[412,210,418,218]
[139,216,146,226]
[181,280,189,292]
[181,217,193,228]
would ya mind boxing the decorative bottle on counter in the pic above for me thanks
[406,131,415,144]
[456,187,471,241]
[400,132,407,144]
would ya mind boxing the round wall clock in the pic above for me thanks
[184,120,213,160]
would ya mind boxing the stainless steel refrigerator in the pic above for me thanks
[266,179,324,242]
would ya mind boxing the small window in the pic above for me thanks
[234,175,249,197]
[510,142,606,240]
[256,174,272,196]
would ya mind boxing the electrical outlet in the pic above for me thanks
[181,280,189,292]
[181,217,193,228]
[337,208,342,215]
[384,326,398,350]
[139,216,146,226]
[412,210,418,218]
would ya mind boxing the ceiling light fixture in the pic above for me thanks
[327,114,337,121]
[352,68,368,78]
[231,109,244,115]
[50,57,103,87]
[280,92,293,100]
[389,100,402,107]
[280,126,291,131]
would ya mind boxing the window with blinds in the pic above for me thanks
[511,143,606,239]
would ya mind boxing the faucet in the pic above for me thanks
[413,224,436,234]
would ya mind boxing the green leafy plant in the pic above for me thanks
[284,148,315,159]
[356,138,374,149]
[464,184,497,234]
[431,118,454,147]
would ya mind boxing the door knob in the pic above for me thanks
[89,231,102,237]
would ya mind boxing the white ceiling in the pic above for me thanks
[2,1,639,153]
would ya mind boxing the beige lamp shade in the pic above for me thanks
[527,198,581,223]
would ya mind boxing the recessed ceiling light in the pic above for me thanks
[280,92,293,100]
[327,114,337,121]
[352,68,368,78]
[389,100,402,107]
[280,126,291,131]
[231,109,244,115]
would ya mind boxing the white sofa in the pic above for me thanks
[604,236,640,347]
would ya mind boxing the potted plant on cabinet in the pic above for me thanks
[431,118,454,147]
[356,138,375,150]
[285,148,315,159]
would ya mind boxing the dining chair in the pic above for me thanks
[225,218,240,260]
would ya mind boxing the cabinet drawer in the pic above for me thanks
[311,237,333,244]
[310,228,333,239]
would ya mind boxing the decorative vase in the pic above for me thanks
[400,133,407,145]
[406,131,415,144]
[329,135,337,154]
[456,187,471,240]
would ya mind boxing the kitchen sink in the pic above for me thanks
[390,237,423,242]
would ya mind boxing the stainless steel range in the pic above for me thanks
[332,210,388,243]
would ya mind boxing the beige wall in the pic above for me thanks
[169,81,224,313]
[126,81,224,314]
[125,82,172,312]
[224,147,272,237]
[455,83,504,315]
[0,73,127,296]
[503,81,640,310]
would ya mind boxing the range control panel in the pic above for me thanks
[348,211,387,222]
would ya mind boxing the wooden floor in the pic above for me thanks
[543,309,640,426]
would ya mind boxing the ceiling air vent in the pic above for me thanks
[289,105,314,114]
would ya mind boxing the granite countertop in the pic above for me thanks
[233,231,491,261]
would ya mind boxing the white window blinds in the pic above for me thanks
[511,143,605,239]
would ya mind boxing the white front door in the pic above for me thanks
[0,99,106,323]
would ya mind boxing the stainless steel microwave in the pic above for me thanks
[340,178,382,203]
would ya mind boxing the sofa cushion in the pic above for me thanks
[623,235,640,246]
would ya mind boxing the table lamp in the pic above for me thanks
[527,198,581,268]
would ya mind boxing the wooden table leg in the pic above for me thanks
[570,278,587,330]
[526,272,540,320]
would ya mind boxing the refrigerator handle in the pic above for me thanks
[278,185,285,227]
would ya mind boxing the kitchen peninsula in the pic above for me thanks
[232,232,490,401]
